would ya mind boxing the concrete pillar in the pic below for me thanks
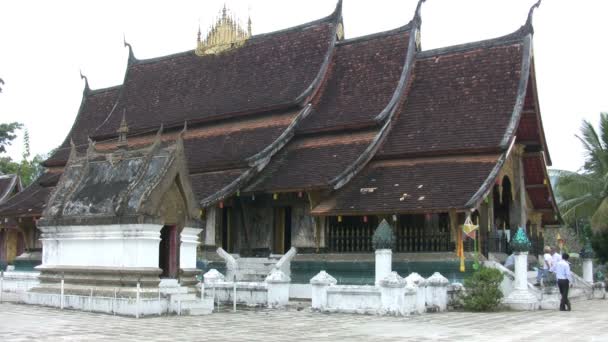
[583,259,594,283]
[379,272,406,315]
[425,272,449,312]
[204,208,217,247]
[310,271,337,310]
[180,228,203,269]
[265,269,290,308]
[405,272,427,314]
[503,252,539,310]
[375,249,392,285]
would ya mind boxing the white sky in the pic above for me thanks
[1,0,607,172]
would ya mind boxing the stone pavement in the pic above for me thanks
[0,300,607,342]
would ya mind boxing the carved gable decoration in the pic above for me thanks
[40,131,200,227]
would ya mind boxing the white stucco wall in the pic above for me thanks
[39,224,162,268]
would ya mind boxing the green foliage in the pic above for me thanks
[551,112,608,233]
[372,219,396,250]
[591,230,608,264]
[461,267,504,312]
[0,154,46,187]
[0,122,23,153]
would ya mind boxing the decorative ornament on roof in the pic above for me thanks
[116,110,129,148]
[196,4,251,56]
[510,227,531,253]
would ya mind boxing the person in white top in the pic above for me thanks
[550,247,562,272]
[555,253,573,311]
[535,246,552,286]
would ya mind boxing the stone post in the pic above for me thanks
[310,271,337,311]
[580,239,595,283]
[265,269,290,308]
[372,219,396,285]
[375,249,392,286]
[425,272,449,312]
[503,227,539,310]
[583,259,594,283]
[405,272,427,314]
[379,272,406,315]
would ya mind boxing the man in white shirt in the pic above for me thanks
[535,246,552,286]
[550,247,562,271]
[555,253,573,311]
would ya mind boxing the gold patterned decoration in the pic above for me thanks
[196,5,251,56]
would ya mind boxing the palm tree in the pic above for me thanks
[551,112,608,232]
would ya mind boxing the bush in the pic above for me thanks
[461,267,504,312]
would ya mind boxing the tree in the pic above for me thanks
[0,122,23,154]
[551,113,608,232]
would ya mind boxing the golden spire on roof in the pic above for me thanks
[196,4,251,56]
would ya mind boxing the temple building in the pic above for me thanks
[0,0,559,287]
[0,173,24,266]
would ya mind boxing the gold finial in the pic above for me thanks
[196,4,251,56]
[117,109,129,148]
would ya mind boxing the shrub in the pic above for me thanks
[461,267,504,312]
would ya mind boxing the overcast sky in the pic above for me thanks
[1,0,607,172]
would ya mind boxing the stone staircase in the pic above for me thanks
[236,257,281,282]
[160,279,213,315]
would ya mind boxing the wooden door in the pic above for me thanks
[273,207,291,254]
[159,225,179,278]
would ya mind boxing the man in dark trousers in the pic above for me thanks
[554,252,573,311]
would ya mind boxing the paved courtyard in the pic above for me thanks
[0,299,607,341]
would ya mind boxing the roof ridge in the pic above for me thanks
[336,22,413,46]
[417,26,528,59]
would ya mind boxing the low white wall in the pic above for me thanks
[205,282,268,306]
[326,286,381,314]
[310,271,449,316]
[24,292,169,317]
[40,224,162,268]
[289,284,311,299]
[1,271,40,294]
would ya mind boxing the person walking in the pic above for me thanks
[535,246,552,286]
[555,253,573,311]
[550,246,562,271]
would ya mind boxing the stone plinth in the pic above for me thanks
[310,271,336,310]
[503,252,539,310]
[375,249,392,285]
[266,269,290,308]
[379,272,405,315]
[425,272,449,312]
[405,272,427,314]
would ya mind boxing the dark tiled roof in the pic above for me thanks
[0,173,56,217]
[311,155,499,215]
[297,28,410,133]
[44,86,121,167]
[93,18,337,138]
[190,169,249,201]
[379,41,524,158]
[247,132,375,192]
[183,112,297,173]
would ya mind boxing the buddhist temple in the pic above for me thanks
[0,0,559,287]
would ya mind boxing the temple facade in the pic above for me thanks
[0,0,558,286]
